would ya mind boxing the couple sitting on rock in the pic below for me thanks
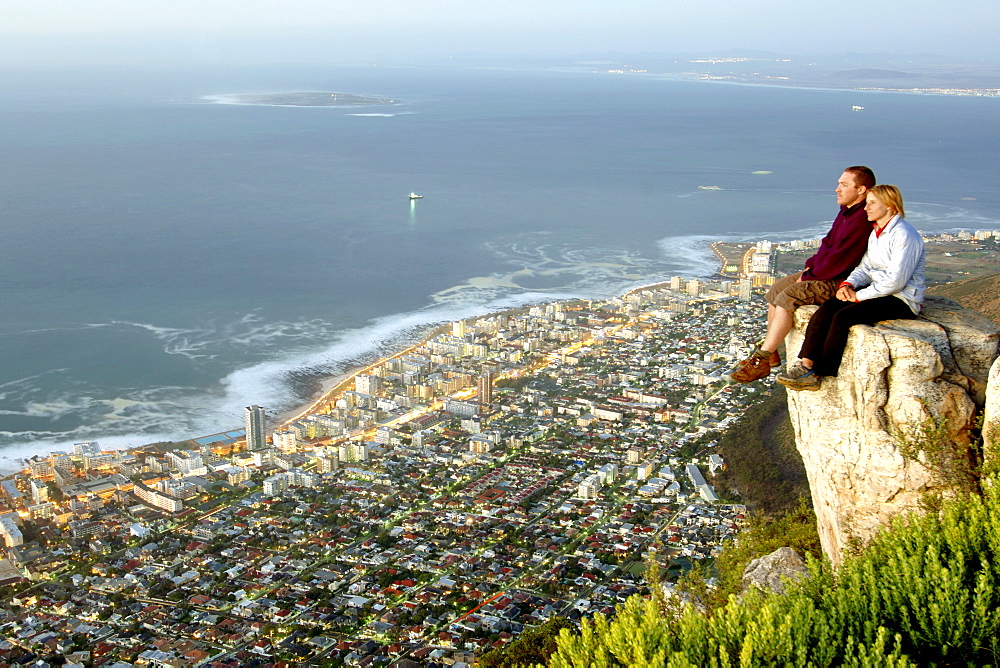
[730,166,926,391]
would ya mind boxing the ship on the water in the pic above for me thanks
[409,192,424,199]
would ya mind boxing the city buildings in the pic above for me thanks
[0,230,989,665]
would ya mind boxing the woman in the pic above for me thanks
[777,184,925,391]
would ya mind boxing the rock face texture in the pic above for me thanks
[784,296,1000,566]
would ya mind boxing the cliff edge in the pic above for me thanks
[783,295,1000,566]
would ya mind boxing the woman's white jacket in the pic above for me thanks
[845,215,925,314]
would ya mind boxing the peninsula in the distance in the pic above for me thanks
[208,91,399,106]
[547,52,1000,97]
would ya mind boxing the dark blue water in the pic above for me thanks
[1,63,997,468]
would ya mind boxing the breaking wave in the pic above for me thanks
[0,231,697,471]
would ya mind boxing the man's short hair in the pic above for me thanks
[844,165,876,190]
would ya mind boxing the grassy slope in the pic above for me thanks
[711,387,808,516]
[927,271,1000,326]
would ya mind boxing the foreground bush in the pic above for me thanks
[549,482,1000,667]
[479,618,575,667]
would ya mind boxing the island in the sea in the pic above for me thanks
[209,91,399,106]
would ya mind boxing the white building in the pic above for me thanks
[353,442,370,462]
[30,479,49,505]
[134,482,183,513]
[738,278,753,302]
[355,374,382,395]
[273,429,299,453]
[578,476,601,500]
[74,441,102,458]
[0,517,23,548]
[598,463,618,484]
[166,450,207,476]
[445,399,479,417]
[158,479,200,500]
[263,474,289,496]
[29,502,56,521]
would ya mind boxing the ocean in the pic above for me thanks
[1,62,998,471]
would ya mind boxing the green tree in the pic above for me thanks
[479,618,576,668]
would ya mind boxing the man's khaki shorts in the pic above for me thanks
[765,271,839,311]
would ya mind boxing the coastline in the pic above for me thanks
[4,62,999,480]
[275,322,453,428]
[0,278,701,474]
[5,223,997,470]
[614,69,1000,98]
[276,279,714,434]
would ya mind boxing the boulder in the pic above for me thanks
[741,547,808,594]
[783,296,1000,566]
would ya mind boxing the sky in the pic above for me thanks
[2,0,999,65]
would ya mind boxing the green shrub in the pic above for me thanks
[548,482,1000,667]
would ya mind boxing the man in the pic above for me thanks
[730,166,876,383]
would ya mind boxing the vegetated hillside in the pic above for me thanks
[928,271,1000,325]
[711,386,808,516]
[550,484,1000,666]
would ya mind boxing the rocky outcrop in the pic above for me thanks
[984,357,1000,466]
[741,547,808,594]
[784,296,1000,566]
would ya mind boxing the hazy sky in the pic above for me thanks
[3,0,999,64]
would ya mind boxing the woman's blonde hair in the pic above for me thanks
[869,184,905,218]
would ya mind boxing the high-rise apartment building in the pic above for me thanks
[30,479,49,505]
[273,429,299,452]
[314,453,339,473]
[245,405,267,450]
[355,374,381,395]
[478,371,494,405]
